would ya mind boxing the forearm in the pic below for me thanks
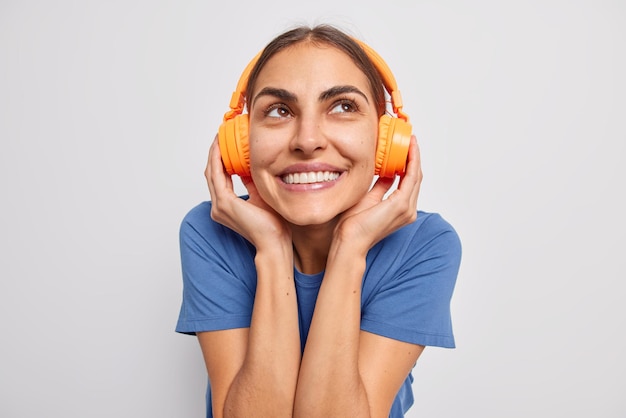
[294,244,371,418]
[225,246,301,418]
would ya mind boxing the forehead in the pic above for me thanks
[252,43,372,98]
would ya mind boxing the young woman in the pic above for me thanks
[176,24,461,418]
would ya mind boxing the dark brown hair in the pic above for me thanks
[245,24,387,116]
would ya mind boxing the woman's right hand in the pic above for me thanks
[331,135,422,257]
[205,136,292,250]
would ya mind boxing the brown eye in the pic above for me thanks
[266,104,291,118]
[329,99,358,114]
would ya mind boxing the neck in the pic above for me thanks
[290,221,337,275]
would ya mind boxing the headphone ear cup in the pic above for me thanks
[218,115,251,176]
[376,115,412,178]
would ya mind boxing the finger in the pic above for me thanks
[205,138,218,200]
[405,136,422,204]
[383,136,421,213]
[343,176,395,219]
[205,134,219,180]
[400,136,420,182]
[207,137,235,203]
[214,139,235,187]
[396,137,422,196]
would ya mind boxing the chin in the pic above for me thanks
[279,205,343,228]
[285,213,338,228]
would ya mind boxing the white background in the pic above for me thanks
[1,1,624,417]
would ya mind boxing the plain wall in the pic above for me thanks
[1,0,624,416]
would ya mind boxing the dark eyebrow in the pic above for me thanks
[319,85,369,104]
[252,85,370,108]
[252,87,297,107]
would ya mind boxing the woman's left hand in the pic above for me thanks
[333,135,422,255]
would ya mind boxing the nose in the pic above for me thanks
[290,114,327,156]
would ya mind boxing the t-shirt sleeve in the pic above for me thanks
[175,202,256,335]
[360,213,462,348]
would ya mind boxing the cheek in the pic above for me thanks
[357,132,379,171]
[247,132,273,169]
[247,132,283,194]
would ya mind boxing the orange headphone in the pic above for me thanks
[218,39,412,178]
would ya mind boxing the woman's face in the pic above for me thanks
[248,42,379,227]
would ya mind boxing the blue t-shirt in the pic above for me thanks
[176,200,461,417]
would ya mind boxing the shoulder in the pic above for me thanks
[180,196,250,237]
[416,211,461,254]
[179,201,218,247]
[364,210,462,290]
[181,200,212,227]
[361,210,461,347]
[383,210,461,259]
[179,199,254,257]
[413,211,459,238]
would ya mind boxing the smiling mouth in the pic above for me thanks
[282,171,341,184]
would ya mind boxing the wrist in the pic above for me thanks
[327,239,367,278]
[329,230,369,261]
[255,243,294,270]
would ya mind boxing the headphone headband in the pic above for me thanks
[223,39,409,123]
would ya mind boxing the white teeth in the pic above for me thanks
[283,171,340,184]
